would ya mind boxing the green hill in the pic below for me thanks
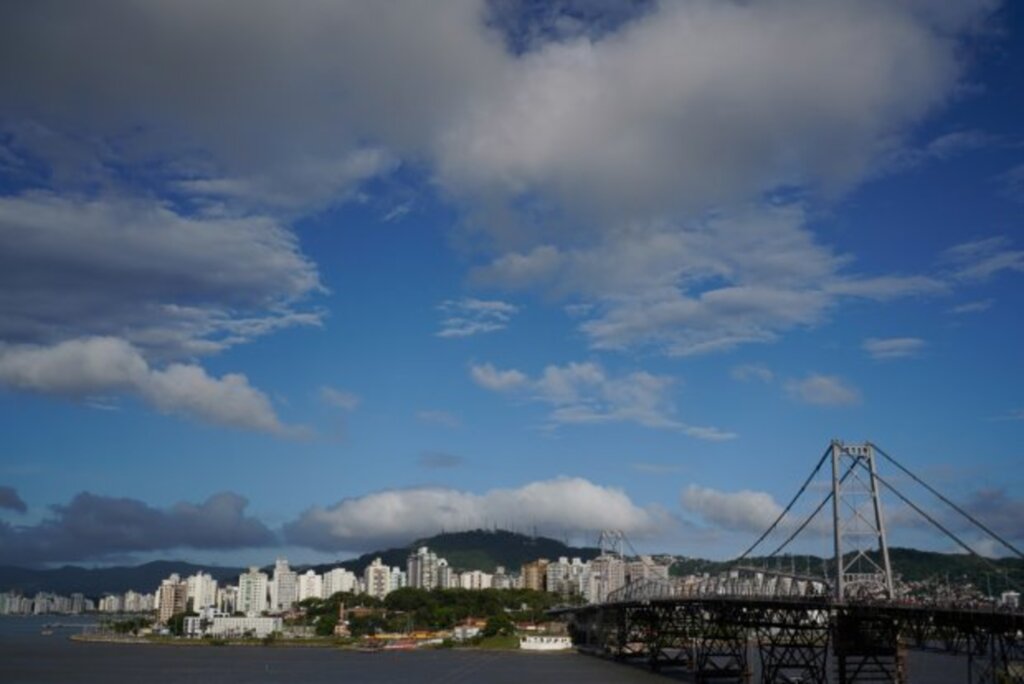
[670,547,1024,593]
[318,529,600,576]
[0,560,243,597]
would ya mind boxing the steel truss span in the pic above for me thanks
[558,597,1024,683]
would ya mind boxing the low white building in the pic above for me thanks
[460,570,493,590]
[184,610,283,639]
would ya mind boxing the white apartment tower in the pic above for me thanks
[407,546,440,589]
[237,567,269,616]
[156,574,188,624]
[186,572,218,611]
[364,558,391,600]
[270,558,298,613]
[297,570,323,602]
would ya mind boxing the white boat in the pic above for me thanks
[519,635,573,651]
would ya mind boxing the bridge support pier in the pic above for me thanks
[695,604,750,683]
[970,629,1024,684]
[755,607,830,684]
[834,610,904,683]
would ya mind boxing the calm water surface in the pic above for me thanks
[0,616,974,683]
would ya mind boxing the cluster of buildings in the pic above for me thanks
[155,546,670,625]
[522,554,670,603]
[1,545,673,622]
[0,591,92,615]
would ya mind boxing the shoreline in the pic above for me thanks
[68,632,567,654]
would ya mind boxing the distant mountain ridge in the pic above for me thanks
[0,560,244,597]
[3,532,1021,598]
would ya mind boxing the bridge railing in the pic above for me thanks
[605,568,831,604]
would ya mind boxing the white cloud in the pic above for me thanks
[320,386,361,411]
[476,206,948,357]
[948,299,994,314]
[0,337,297,435]
[2,0,985,224]
[0,1,997,367]
[178,148,398,213]
[731,364,775,383]
[470,362,529,392]
[436,298,519,338]
[470,361,735,439]
[785,374,861,406]
[681,485,783,534]
[0,192,322,360]
[284,477,662,551]
[863,337,927,360]
[944,236,1024,281]
[438,0,974,227]
[416,410,462,428]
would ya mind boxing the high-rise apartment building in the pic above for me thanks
[270,558,298,613]
[364,558,391,599]
[157,574,188,623]
[186,572,218,611]
[407,546,440,589]
[521,559,550,592]
[586,554,626,604]
[238,567,269,616]
[297,569,323,602]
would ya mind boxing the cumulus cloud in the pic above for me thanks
[0,337,297,435]
[0,491,275,565]
[0,0,998,365]
[785,374,861,406]
[320,386,361,411]
[470,363,529,392]
[863,337,927,360]
[439,0,976,226]
[681,485,784,534]
[0,192,322,359]
[470,361,735,439]
[475,206,947,357]
[436,298,519,338]
[283,477,662,551]
[0,486,27,514]
[0,191,319,433]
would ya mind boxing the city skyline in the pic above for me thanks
[1,1,1023,568]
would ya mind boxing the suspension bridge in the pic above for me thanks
[555,440,1024,683]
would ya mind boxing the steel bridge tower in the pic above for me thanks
[830,440,894,600]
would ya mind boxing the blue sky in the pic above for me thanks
[0,0,1022,568]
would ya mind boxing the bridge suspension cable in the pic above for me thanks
[871,442,1024,561]
[873,471,1022,592]
[766,458,861,558]
[734,444,832,563]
